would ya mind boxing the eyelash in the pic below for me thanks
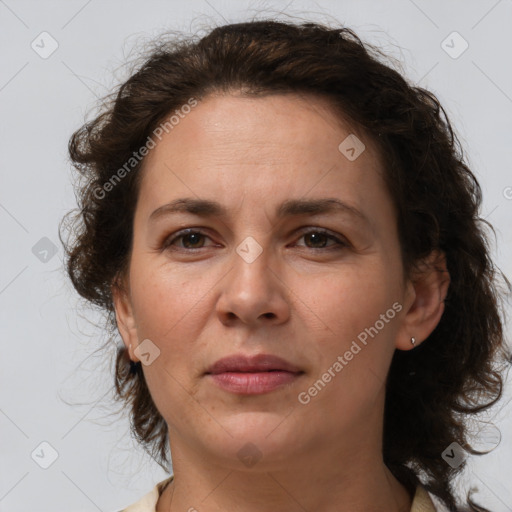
[160,227,349,252]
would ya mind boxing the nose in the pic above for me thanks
[215,244,291,327]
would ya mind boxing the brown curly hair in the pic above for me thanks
[59,19,511,511]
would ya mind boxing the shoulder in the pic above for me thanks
[116,475,174,512]
[411,484,451,512]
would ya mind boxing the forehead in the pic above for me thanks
[136,92,390,224]
[144,92,375,162]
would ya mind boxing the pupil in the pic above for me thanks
[185,233,202,247]
[307,233,326,248]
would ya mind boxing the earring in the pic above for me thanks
[411,337,416,346]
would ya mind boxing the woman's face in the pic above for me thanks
[114,92,419,469]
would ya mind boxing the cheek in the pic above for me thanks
[298,262,401,404]
[296,275,397,425]
[129,258,219,386]
[303,263,397,339]
[130,258,206,337]
[129,263,208,420]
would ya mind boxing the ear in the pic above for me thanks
[111,272,140,362]
[395,250,450,351]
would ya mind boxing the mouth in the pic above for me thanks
[205,353,304,395]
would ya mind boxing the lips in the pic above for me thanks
[205,354,304,394]
[205,353,302,375]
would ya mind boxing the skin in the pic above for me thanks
[113,92,450,512]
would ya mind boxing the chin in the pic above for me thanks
[210,415,301,459]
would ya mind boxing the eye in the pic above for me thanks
[294,228,348,250]
[161,229,213,250]
[161,227,349,252]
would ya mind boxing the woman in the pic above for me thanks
[60,19,510,512]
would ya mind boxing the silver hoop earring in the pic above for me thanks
[411,337,416,346]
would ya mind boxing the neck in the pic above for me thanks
[156,440,413,512]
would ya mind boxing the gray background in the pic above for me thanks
[1,0,511,510]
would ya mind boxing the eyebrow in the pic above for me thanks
[149,197,372,227]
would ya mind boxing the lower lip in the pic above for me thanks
[207,371,302,394]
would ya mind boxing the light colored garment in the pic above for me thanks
[117,475,448,511]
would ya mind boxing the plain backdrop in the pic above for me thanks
[1,1,511,510]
